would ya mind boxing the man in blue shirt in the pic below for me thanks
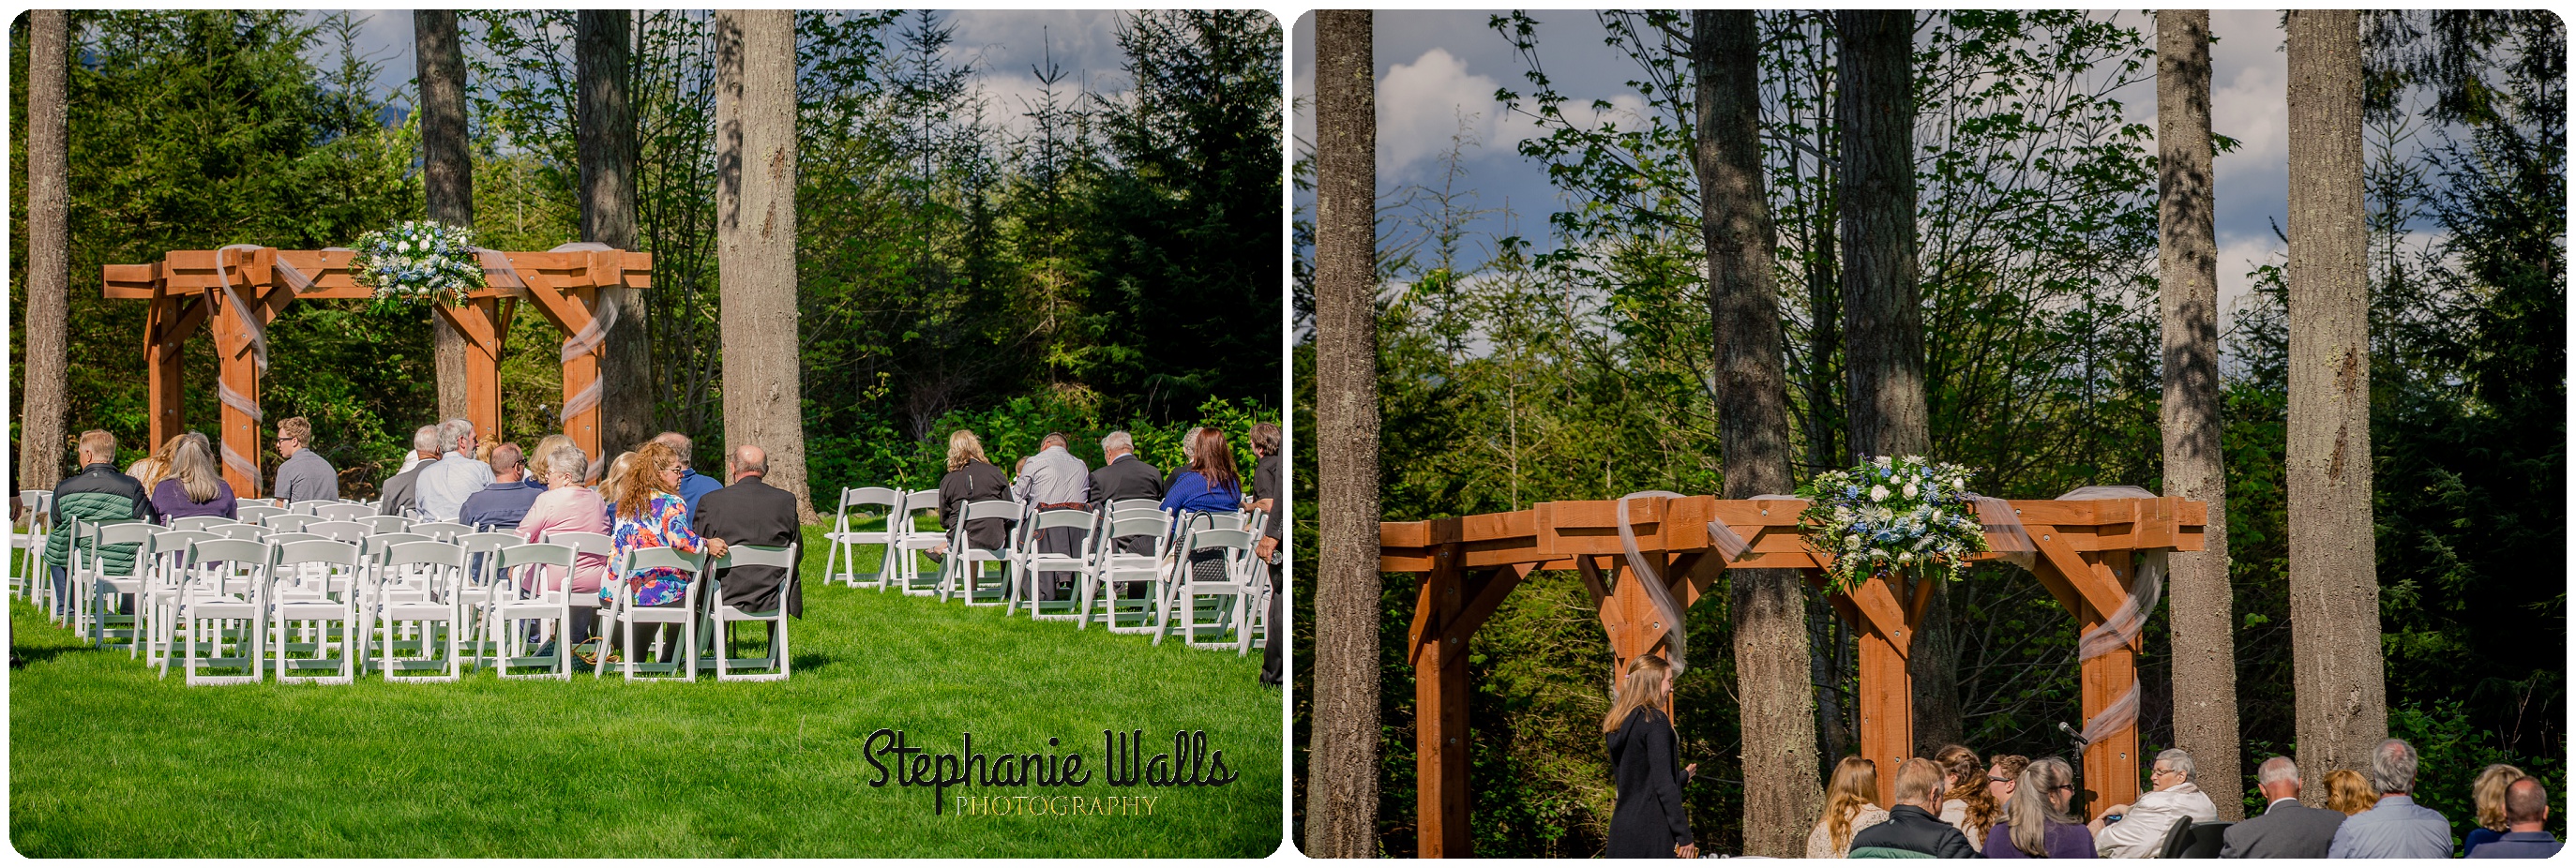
[2327,738,2456,859]
[458,443,547,530]
[2469,778,2562,859]
[656,431,725,518]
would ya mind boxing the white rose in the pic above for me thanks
[1898,551,1916,563]
[1903,482,1919,499]
[1869,485,1889,502]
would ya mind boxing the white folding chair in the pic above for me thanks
[490,543,576,680]
[311,502,374,523]
[260,513,321,533]
[11,490,50,600]
[374,539,467,682]
[79,520,157,651]
[702,544,799,681]
[942,501,1023,606]
[235,504,288,525]
[175,538,272,685]
[407,521,475,542]
[139,529,218,666]
[824,486,901,590]
[168,515,233,532]
[1077,512,1170,633]
[359,515,411,535]
[888,490,944,596]
[543,531,614,655]
[595,546,706,682]
[454,531,521,667]
[266,538,364,684]
[1008,508,1095,621]
[1154,523,1258,650]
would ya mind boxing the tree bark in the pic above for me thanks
[1310,8,1382,859]
[18,9,70,488]
[1695,9,1818,856]
[416,10,473,422]
[2156,8,2241,821]
[714,10,815,523]
[1835,9,1961,754]
[580,9,651,454]
[2284,8,2385,798]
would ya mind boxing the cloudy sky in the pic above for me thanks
[314,9,1137,136]
[1294,10,2314,327]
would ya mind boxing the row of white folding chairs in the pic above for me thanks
[61,515,796,684]
[9,490,381,610]
[822,486,1271,654]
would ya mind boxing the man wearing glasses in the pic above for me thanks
[2091,748,2222,858]
[270,416,339,502]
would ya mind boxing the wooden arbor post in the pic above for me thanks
[1380,495,2202,853]
[105,247,651,496]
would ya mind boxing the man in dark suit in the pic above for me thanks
[2222,756,2345,859]
[1090,430,1167,600]
[693,444,804,618]
[378,426,440,516]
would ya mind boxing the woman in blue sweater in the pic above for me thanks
[1162,429,1245,583]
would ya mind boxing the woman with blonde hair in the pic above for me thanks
[2463,763,2526,856]
[1984,756,2092,858]
[127,432,197,489]
[148,435,236,520]
[603,441,706,661]
[1604,654,1697,859]
[1932,743,2000,852]
[1807,756,1891,858]
[932,429,1008,559]
[2323,769,2378,816]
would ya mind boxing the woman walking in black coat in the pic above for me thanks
[1605,653,1698,858]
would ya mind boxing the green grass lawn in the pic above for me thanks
[8,523,1282,857]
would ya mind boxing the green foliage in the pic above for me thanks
[8,526,1280,857]
[2390,698,2564,848]
[802,393,1276,494]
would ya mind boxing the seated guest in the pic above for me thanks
[2327,738,2454,858]
[2222,756,2345,858]
[270,416,339,502]
[414,418,493,523]
[1935,743,2002,852]
[46,430,158,606]
[1806,756,1891,858]
[2092,747,2220,858]
[1985,756,2095,858]
[930,430,1008,560]
[1164,426,1209,490]
[2468,777,2562,859]
[459,443,547,530]
[605,441,706,660]
[518,444,609,644]
[2324,769,2379,816]
[654,431,725,519]
[1011,431,1090,603]
[1989,754,2030,808]
[126,433,188,490]
[1163,428,1246,584]
[1090,430,1166,572]
[379,425,442,516]
[694,444,803,618]
[2466,764,2528,856]
[1849,757,1979,858]
[149,436,237,521]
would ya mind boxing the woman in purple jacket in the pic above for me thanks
[150,436,237,522]
[1986,756,2098,858]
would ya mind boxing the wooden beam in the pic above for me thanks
[102,249,655,299]
[145,292,183,447]
[2077,549,2142,818]
[210,299,262,498]
[1412,549,1473,858]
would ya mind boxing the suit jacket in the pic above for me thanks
[2221,798,2344,859]
[1089,454,1165,507]
[1252,453,1282,542]
[693,475,804,617]
[379,462,427,516]
[938,460,1010,550]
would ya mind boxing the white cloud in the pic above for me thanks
[1375,48,1508,177]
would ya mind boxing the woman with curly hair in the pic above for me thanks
[2324,769,2379,816]
[1806,756,1891,857]
[1933,744,2002,852]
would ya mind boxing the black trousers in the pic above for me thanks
[1259,561,1282,684]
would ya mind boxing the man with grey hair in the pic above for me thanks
[2328,738,2453,858]
[378,425,444,516]
[2222,756,2345,858]
[1012,431,1092,602]
[653,431,725,518]
[2093,747,2219,857]
[413,418,493,522]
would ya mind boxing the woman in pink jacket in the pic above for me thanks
[518,442,610,644]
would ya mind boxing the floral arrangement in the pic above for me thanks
[1796,455,1989,594]
[348,220,484,306]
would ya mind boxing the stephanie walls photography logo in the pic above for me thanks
[864,728,1243,816]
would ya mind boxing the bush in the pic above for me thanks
[803,394,1277,495]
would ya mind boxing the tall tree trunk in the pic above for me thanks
[416,10,472,421]
[2284,8,2384,797]
[18,10,69,488]
[1695,9,1818,856]
[714,10,814,523]
[579,9,651,454]
[1835,9,1960,754]
[2156,8,2241,821]
[1310,8,1381,859]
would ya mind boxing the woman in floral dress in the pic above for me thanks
[607,441,707,660]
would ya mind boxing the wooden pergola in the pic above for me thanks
[1379,494,2205,857]
[103,246,651,497]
